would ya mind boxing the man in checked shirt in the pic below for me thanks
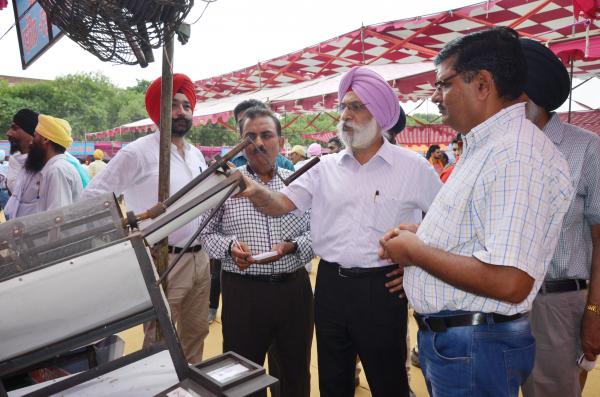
[200,106,313,397]
[380,27,574,396]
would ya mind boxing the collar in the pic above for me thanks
[152,130,191,152]
[464,102,526,150]
[542,112,565,145]
[338,137,394,167]
[244,162,279,182]
[40,154,66,176]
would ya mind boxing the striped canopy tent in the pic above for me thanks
[87,0,600,141]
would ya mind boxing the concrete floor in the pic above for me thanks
[119,260,600,396]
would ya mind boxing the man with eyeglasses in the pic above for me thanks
[238,66,441,397]
[380,27,574,396]
[201,106,313,397]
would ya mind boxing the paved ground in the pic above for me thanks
[119,260,600,396]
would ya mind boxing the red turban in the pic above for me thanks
[145,73,197,125]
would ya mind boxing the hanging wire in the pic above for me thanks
[191,0,218,25]
[0,22,15,43]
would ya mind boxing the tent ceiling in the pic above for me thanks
[89,0,600,139]
[193,0,600,102]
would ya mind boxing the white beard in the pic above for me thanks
[337,118,380,150]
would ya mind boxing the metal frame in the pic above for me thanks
[0,235,189,396]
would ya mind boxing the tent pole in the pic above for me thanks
[568,56,574,123]
[157,34,175,279]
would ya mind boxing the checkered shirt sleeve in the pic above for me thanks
[405,104,574,314]
[200,167,312,275]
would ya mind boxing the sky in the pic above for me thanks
[0,0,597,112]
[0,0,476,86]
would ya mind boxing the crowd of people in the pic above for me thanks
[2,26,600,397]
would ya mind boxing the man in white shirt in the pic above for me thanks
[239,67,441,397]
[87,149,107,179]
[6,108,37,195]
[5,114,81,218]
[380,27,574,396]
[82,74,210,364]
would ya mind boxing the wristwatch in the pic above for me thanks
[284,238,298,253]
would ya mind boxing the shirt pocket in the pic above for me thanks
[371,196,419,233]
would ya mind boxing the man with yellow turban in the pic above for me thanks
[5,114,82,218]
[87,149,107,179]
[82,73,210,364]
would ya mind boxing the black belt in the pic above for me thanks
[539,279,587,294]
[413,311,524,333]
[168,245,202,254]
[224,269,305,283]
[321,259,398,278]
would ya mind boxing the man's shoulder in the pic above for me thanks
[386,144,431,171]
[562,121,600,146]
[124,133,157,151]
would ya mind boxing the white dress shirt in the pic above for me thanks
[7,151,27,194]
[283,138,441,268]
[81,131,207,247]
[405,103,574,315]
[4,169,41,219]
[5,154,82,218]
[38,154,83,212]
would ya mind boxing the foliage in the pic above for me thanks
[0,73,441,146]
[0,73,146,140]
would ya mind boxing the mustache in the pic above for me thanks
[337,120,357,132]
[252,146,267,156]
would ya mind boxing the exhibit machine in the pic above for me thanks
[0,138,317,396]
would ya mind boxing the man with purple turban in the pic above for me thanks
[82,74,210,365]
[238,66,441,396]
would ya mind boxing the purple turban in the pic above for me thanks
[338,67,400,131]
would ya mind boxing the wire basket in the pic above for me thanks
[38,0,194,67]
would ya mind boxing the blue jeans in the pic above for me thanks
[418,312,535,397]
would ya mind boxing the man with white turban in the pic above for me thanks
[82,73,210,364]
[238,66,441,396]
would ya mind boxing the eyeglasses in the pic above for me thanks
[337,102,368,113]
[433,72,460,92]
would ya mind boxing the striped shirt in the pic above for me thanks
[542,113,600,280]
[405,103,574,315]
[200,166,313,275]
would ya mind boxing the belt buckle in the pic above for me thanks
[338,267,348,278]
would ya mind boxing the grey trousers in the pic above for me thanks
[522,289,586,397]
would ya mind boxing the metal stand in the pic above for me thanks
[0,236,189,397]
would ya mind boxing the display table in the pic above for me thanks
[9,351,178,397]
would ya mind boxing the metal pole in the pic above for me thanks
[568,56,574,123]
[157,35,175,277]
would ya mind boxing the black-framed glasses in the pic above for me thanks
[434,72,460,91]
[337,102,368,113]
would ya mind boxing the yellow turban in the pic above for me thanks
[93,149,104,160]
[36,114,73,149]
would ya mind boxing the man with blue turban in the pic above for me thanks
[238,66,442,396]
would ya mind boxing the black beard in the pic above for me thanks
[172,117,192,137]
[8,137,19,154]
[24,143,45,172]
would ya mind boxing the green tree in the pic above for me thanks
[0,72,145,140]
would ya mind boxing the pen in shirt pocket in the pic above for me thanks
[374,189,380,203]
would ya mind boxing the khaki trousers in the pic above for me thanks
[144,249,210,364]
[522,289,586,397]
